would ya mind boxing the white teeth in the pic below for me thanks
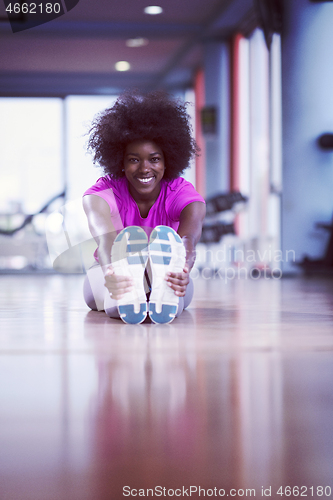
[138,177,153,183]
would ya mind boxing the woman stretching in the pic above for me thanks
[82,91,206,324]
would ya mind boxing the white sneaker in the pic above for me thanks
[148,226,186,324]
[111,226,148,324]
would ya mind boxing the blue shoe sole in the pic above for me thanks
[111,226,148,324]
[148,226,186,324]
[148,303,178,324]
[118,303,148,324]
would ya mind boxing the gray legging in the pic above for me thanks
[83,263,194,319]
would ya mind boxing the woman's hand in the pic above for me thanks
[104,265,133,300]
[172,200,205,298]
[165,264,190,297]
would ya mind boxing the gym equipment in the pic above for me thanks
[296,215,333,274]
[200,191,248,244]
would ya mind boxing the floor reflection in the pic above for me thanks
[1,276,333,500]
[83,313,284,498]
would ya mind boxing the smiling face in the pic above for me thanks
[123,140,165,202]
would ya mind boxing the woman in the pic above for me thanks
[83,91,206,324]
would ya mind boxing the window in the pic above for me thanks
[0,96,117,270]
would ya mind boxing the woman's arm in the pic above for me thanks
[82,194,133,299]
[166,201,206,296]
[177,201,206,271]
[82,194,116,269]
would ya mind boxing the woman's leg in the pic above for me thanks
[104,292,121,319]
[83,263,120,319]
[83,274,98,311]
[84,227,193,322]
[84,264,194,320]
[175,277,194,317]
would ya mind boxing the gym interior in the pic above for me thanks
[0,1,333,499]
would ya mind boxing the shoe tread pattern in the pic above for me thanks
[148,226,186,324]
[111,226,148,324]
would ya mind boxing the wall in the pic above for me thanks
[204,41,230,197]
[282,0,333,272]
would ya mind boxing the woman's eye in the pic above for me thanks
[151,157,160,162]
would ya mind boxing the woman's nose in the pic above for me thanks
[139,160,150,171]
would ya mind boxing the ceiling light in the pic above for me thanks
[115,61,131,71]
[126,38,149,48]
[144,5,163,15]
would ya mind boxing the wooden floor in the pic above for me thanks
[0,274,333,500]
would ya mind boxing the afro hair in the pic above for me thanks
[87,90,199,180]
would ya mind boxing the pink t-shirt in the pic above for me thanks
[83,176,205,260]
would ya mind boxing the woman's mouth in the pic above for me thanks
[137,176,154,184]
